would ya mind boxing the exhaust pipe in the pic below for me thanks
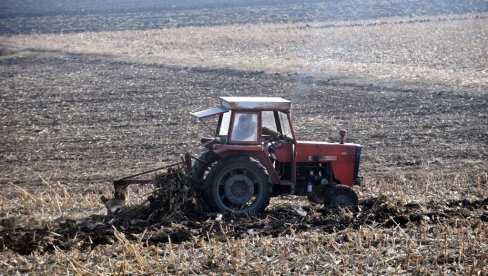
[339,129,347,144]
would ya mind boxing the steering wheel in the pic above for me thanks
[264,136,284,153]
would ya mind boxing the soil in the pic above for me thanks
[0,50,486,257]
[2,193,487,255]
[1,0,487,34]
[0,1,487,272]
[0,51,486,188]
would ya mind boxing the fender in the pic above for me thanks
[213,144,282,185]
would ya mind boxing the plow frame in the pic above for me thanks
[112,153,192,200]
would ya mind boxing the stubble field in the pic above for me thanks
[1,0,487,274]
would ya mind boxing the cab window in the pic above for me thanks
[231,113,258,142]
[279,111,292,139]
[218,111,231,136]
[262,111,278,132]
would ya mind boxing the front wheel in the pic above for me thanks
[308,185,335,204]
[325,185,358,207]
[204,155,271,215]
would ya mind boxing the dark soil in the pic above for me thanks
[2,195,486,255]
[0,1,487,265]
[1,0,487,34]
[0,51,486,190]
[1,51,486,257]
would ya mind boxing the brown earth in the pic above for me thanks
[2,0,487,34]
[2,193,487,256]
[0,50,487,273]
[0,51,486,187]
[0,0,487,274]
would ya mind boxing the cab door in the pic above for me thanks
[262,111,296,183]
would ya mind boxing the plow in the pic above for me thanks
[102,97,363,216]
[101,154,192,215]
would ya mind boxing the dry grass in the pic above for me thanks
[3,226,487,274]
[1,171,487,274]
[3,13,488,87]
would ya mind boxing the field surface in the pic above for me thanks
[1,0,487,274]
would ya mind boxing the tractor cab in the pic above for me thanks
[191,96,362,215]
[191,97,294,145]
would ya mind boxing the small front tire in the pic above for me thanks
[326,185,358,207]
[308,185,335,205]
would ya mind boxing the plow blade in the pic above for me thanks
[101,153,192,214]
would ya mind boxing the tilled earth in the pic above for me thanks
[1,51,486,188]
[0,39,487,274]
[1,193,487,256]
[1,50,487,259]
[1,0,487,273]
[2,0,487,34]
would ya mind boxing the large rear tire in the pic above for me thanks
[204,155,271,215]
[191,151,219,185]
[192,151,219,208]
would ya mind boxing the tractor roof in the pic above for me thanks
[220,97,291,111]
[191,97,291,118]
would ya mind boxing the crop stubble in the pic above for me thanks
[0,2,487,274]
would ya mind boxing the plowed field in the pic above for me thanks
[1,0,487,274]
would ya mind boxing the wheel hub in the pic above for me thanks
[330,186,358,207]
[335,194,353,206]
[223,175,255,205]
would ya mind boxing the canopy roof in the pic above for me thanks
[190,97,291,118]
[220,97,291,111]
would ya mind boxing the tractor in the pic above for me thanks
[190,96,362,214]
[104,96,362,215]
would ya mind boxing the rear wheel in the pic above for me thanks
[204,155,271,215]
[192,151,219,208]
[191,151,219,184]
[326,185,358,207]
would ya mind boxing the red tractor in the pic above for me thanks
[191,97,362,215]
